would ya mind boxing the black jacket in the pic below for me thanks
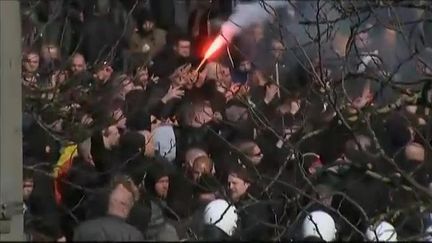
[235,185,275,241]
[73,215,144,241]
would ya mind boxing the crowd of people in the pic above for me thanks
[20,0,432,241]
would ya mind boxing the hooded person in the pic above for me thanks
[201,199,239,241]
[129,8,167,60]
[136,160,179,241]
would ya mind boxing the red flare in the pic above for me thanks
[203,35,227,60]
[196,35,228,71]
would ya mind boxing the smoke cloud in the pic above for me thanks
[220,0,290,43]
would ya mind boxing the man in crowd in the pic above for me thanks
[73,176,143,241]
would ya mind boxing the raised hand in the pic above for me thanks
[162,85,185,103]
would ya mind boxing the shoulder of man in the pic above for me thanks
[154,28,167,37]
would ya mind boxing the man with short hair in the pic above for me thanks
[174,36,192,59]
[227,165,274,240]
[22,51,40,86]
[70,53,87,76]
[73,177,143,241]
[192,156,214,182]
[90,124,122,184]
[152,34,196,79]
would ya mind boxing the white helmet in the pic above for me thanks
[302,210,337,241]
[203,199,238,237]
[365,221,397,242]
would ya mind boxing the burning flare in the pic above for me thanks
[195,22,239,71]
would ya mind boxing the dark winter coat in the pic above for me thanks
[73,215,144,241]
[235,185,275,241]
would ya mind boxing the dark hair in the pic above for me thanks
[23,48,39,59]
[173,33,192,46]
[135,8,155,30]
[119,131,146,159]
[228,163,253,183]
[126,108,151,131]
[385,113,412,149]
[39,59,63,79]
[23,168,34,181]
[144,160,172,196]
[127,52,150,77]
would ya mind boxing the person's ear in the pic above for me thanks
[105,66,113,73]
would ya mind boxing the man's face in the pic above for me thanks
[155,176,169,199]
[216,64,232,88]
[112,109,127,130]
[175,40,191,58]
[252,24,264,42]
[247,144,263,165]
[109,184,135,218]
[228,174,249,202]
[136,67,149,86]
[192,162,210,182]
[106,125,121,148]
[71,55,86,75]
[23,179,34,201]
[93,67,112,82]
[50,70,68,86]
[24,53,40,73]
[239,60,252,72]
[185,149,208,171]
[41,45,59,61]
[142,20,155,32]
[194,105,214,126]
[271,40,284,60]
